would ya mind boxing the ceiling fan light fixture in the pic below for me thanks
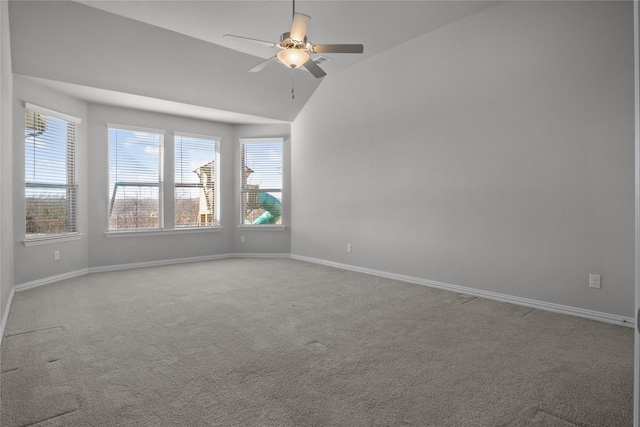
[277,48,309,69]
[226,0,363,79]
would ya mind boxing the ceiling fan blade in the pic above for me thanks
[303,59,326,79]
[310,44,364,54]
[290,13,311,42]
[223,34,277,48]
[249,56,279,73]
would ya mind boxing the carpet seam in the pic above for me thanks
[4,325,64,338]
[19,409,80,427]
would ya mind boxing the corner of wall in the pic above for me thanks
[0,0,15,344]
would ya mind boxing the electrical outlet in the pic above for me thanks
[240,236,245,243]
[347,243,352,253]
[54,250,60,261]
[589,274,601,289]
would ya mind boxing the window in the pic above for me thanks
[240,138,283,225]
[108,125,164,231]
[24,104,80,239]
[174,133,220,228]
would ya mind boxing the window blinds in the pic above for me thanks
[174,133,219,227]
[108,126,163,231]
[25,108,78,238]
[240,139,283,225]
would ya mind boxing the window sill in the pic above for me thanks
[23,233,84,247]
[105,227,223,238]
[238,225,286,231]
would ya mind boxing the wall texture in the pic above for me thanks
[633,1,639,419]
[291,1,636,318]
[1,0,15,329]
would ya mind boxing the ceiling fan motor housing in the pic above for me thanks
[280,32,309,50]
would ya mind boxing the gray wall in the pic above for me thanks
[291,1,636,318]
[87,104,234,268]
[8,92,290,282]
[87,107,290,267]
[634,1,639,421]
[1,0,15,324]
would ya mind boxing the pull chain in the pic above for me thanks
[290,0,297,99]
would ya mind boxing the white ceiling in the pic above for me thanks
[77,0,498,77]
[13,1,498,123]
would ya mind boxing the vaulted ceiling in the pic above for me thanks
[9,1,497,124]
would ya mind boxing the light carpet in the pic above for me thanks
[0,258,634,426]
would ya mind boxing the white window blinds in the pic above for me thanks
[25,106,79,238]
[174,133,220,228]
[108,126,164,231]
[240,139,283,225]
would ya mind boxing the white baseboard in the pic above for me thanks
[0,286,15,342]
[291,254,636,329]
[15,269,88,292]
[0,252,291,346]
[3,253,633,346]
[1,268,87,345]
[87,253,232,274]
[87,252,291,274]
[228,252,291,259]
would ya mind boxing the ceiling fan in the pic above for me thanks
[223,0,364,78]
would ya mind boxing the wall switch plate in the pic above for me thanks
[589,274,601,289]
[240,236,245,243]
[347,243,352,253]
[54,250,60,261]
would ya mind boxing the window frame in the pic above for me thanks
[107,123,165,233]
[239,137,285,230]
[23,102,82,246]
[173,131,221,229]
